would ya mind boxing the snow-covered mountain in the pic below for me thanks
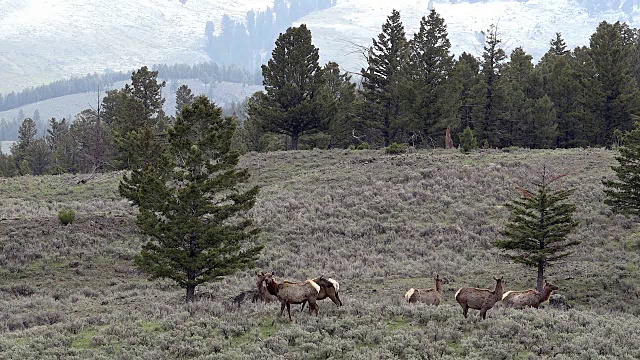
[0,0,638,94]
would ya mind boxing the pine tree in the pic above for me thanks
[124,66,166,121]
[458,125,477,153]
[119,96,262,303]
[479,24,507,147]
[549,32,569,56]
[13,118,38,174]
[586,21,640,146]
[103,67,168,169]
[318,62,359,148]
[406,9,459,145]
[175,84,195,115]
[502,47,535,147]
[603,122,640,215]
[538,40,580,147]
[47,118,77,173]
[525,96,558,149]
[496,169,579,291]
[451,52,484,133]
[360,9,409,147]
[248,24,325,150]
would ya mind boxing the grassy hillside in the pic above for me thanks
[1,148,640,359]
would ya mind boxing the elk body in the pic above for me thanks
[263,273,320,321]
[501,281,559,309]
[405,275,446,305]
[455,277,504,320]
[300,276,342,311]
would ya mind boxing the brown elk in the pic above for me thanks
[405,274,447,305]
[300,276,342,311]
[263,273,320,321]
[501,281,559,309]
[253,272,277,303]
[455,276,504,320]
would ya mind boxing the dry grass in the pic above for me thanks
[1,148,640,359]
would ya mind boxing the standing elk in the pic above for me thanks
[405,274,447,305]
[455,276,504,320]
[300,276,342,311]
[263,272,320,321]
[253,272,277,303]
[501,280,559,309]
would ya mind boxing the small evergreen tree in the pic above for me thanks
[603,122,640,215]
[496,169,579,291]
[119,96,262,302]
[458,126,477,153]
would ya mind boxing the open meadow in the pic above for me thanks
[1,148,640,359]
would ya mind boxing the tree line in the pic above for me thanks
[205,0,336,70]
[4,8,640,176]
[245,9,640,151]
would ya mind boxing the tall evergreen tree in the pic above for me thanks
[603,122,640,215]
[538,40,581,147]
[124,66,166,121]
[248,24,325,150]
[502,47,535,147]
[47,118,77,174]
[119,96,262,303]
[479,25,507,147]
[318,62,359,148]
[405,9,459,146]
[586,21,640,146]
[71,109,111,173]
[360,9,409,147]
[496,169,579,291]
[103,67,168,169]
[175,84,195,115]
[451,52,484,134]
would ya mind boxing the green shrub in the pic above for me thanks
[58,208,76,225]
[458,126,477,154]
[385,142,408,154]
[356,142,370,150]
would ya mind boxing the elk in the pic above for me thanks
[253,272,277,303]
[455,276,504,320]
[501,280,559,309]
[299,276,342,311]
[263,273,320,321]
[405,274,447,305]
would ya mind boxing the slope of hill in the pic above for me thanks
[1,0,639,95]
[1,148,640,358]
[0,0,270,94]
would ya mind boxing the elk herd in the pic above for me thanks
[250,272,559,321]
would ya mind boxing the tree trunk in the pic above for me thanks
[186,284,196,303]
[537,261,544,292]
[290,130,300,150]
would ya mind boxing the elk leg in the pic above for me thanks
[335,292,343,306]
[462,305,469,319]
[280,301,286,317]
[479,308,487,320]
[300,300,306,312]
[329,293,341,307]
[287,303,292,321]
